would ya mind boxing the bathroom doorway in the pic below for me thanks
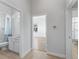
[32,15,47,52]
[0,1,21,59]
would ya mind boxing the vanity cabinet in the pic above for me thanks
[8,37,19,53]
[8,11,20,53]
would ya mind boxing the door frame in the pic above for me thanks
[66,0,78,59]
[66,6,72,59]
[31,15,47,51]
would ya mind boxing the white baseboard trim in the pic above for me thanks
[47,51,65,58]
[21,49,31,58]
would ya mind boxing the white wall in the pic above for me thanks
[47,0,66,58]
[32,0,48,16]
[32,0,66,58]
[0,0,31,58]
[72,9,78,17]
[33,15,46,37]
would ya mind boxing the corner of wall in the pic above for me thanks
[20,49,32,58]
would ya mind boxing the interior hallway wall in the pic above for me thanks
[47,0,66,57]
[0,0,31,58]
[32,0,66,58]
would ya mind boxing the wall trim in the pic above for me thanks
[21,49,31,58]
[47,51,66,58]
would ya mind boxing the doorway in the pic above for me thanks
[32,15,47,52]
[72,2,78,59]
[66,0,78,59]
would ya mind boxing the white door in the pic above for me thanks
[66,8,72,59]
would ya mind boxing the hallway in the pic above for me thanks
[0,0,78,59]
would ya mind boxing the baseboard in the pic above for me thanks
[47,51,65,58]
[21,49,31,58]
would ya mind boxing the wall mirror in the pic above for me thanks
[0,1,21,58]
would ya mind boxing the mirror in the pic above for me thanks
[0,1,21,58]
